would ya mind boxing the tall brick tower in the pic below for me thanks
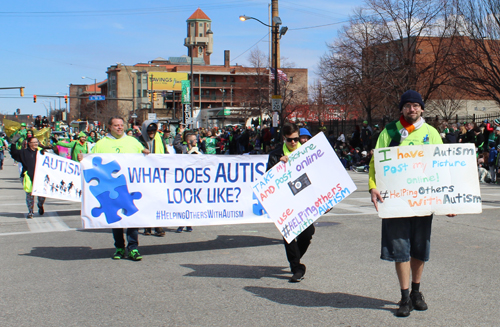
[184,8,213,65]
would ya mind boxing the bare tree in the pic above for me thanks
[453,0,500,106]
[319,0,462,122]
[425,87,465,120]
[240,48,271,124]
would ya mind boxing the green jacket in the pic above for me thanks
[57,140,90,161]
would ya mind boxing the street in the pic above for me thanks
[1,155,499,327]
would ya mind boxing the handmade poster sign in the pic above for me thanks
[80,154,271,228]
[32,152,83,202]
[374,144,482,218]
[252,133,357,243]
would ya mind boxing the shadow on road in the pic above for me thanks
[0,209,81,219]
[181,264,289,280]
[244,286,395,311]
[20,235,282,261]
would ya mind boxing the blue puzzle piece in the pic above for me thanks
[83,157,127,198]
[91,185,142,224]
[252,192,267,216]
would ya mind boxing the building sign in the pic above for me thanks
[148,72,188,91]
[181,80,191,104]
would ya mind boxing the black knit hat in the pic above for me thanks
[399,90,425,111]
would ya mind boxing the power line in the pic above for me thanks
[290,20,349,31]
[231,33,270,62]
[0,1,263,17]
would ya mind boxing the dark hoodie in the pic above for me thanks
[137,120,168,154]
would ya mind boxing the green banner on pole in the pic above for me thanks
[181,80,190,104]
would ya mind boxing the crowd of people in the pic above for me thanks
[1,91,498,317]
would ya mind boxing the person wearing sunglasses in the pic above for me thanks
[266,122,315,283]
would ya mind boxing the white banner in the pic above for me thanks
[374,144,482,218]
[252,133,357,243]
[32,152,83,202]
[81,154,271,228]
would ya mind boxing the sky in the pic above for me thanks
[0,0,364,117]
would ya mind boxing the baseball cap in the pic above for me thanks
[299,128,311,138]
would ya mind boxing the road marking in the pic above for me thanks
[25,211,75,233]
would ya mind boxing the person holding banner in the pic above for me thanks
[81,117,149,261]
[368,90,456,317]
[56,132,90,162]
[137,120,168,237]
[267,122,315,283]
[11,136,46,219]
[174,132,202,233]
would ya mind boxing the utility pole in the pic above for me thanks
[150,73,154,113]
[272,0,280,69]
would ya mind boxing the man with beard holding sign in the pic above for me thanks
[369,90,456,317]
[267,123,315,283]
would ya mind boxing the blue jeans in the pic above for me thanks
[112,228,139,251]
[381,215,433,262]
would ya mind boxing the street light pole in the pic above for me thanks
[239,15,286,130]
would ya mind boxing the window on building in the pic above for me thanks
[137,90,141,98]
[206,90,210,95]
[289,76,294,83]
[191,23,194,27]
[143,90,148,98]
[223,76,227,82]
[199,33,203,37]
[200,76,205,83]
[230,76,235,83]
[137,76,141,85]
[199,23,203,27]
[142,75,147,84]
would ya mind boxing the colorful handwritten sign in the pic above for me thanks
[80,154,271,228]
[252,133,357,243]
[32,152,83,202]
[374,144,482,218]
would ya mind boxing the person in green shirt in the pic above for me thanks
[202,129,217,154]
[87,131,98,143]
[369,90,456,317]
[80,117,148,261]
[57,132,90,162]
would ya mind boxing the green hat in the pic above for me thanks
[20,123,26,127]
[78,132,87,138]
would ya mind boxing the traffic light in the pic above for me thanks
[148,92,152,102]
[20,87,24,97]
[33,95,37,103]
[153,92,157,101]
[64,95,68,103]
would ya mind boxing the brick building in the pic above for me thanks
[362,36,500,118]
[98,8,308,128]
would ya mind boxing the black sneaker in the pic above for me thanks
[289,271,304,283]
[395,298,413,317]
[410,291,428,311]
[38,205,44,216]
